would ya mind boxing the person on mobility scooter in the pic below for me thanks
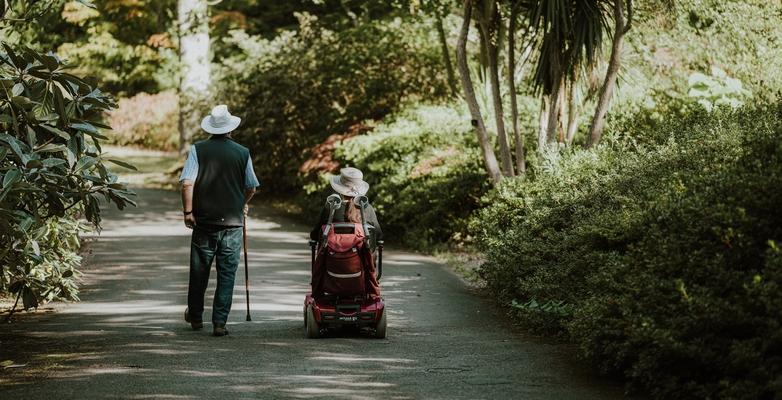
[305,167,386,338]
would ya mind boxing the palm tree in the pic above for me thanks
[520,0,611,151]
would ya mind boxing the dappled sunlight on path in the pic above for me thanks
[0,188,631,399]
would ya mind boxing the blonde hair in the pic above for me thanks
[342,195,362,223]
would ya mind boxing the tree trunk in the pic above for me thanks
[477,1,514,177]
[537,96,548,153]
[435,12,459,96]
[456,0,502,184]
[507,5,524,174]
[585,0,632,148]
[177,0,210,155]
[565,81,578,145]
[476,24,488,81]
[545,75,563,148]
[557,81,566,144]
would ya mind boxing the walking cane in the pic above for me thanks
[243,219,251,322]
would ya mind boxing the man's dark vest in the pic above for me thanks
[192,136,249,227]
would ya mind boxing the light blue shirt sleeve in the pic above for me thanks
[179,145,198,182]
[245,156,260,189]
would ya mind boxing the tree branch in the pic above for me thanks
[623,0,634,34]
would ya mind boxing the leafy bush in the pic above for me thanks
[11,0,179,96]
[106,90,178,151]
[687,67,751,112]
[1,43,134,311]
[216,14,449,192]
[472,105,782,398]
[304,104,489,248]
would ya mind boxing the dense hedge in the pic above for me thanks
[472,105,782,399]
[218,17,448,193]
[308,104,489,248]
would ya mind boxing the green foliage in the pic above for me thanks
[4,0,178,96]
[218,15,449,192]
[107,90,178,151]
[472,105,782,398]
[687,67,751,112]
[0,42,135,309]
[601,1,782,143]
[318,104,490,248]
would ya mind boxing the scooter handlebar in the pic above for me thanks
[326,194,342,210]
[354,195,369,209]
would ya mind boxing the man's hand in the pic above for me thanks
[184,214,196,229]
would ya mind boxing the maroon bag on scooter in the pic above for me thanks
[311,222,380,298]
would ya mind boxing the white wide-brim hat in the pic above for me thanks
[201,104,241,135]
[330,167,369,197]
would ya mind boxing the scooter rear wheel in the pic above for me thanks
[374,308,387,339]
[305,305,321,339]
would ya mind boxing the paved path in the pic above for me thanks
[0,188,630,399]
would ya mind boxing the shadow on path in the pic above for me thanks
[0,188,632,400]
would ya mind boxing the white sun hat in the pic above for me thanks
[330,167,370,197]
[201,105,241,135]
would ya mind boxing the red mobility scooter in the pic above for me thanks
[304,194,387,339]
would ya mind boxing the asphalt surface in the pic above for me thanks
[0,188,631,399]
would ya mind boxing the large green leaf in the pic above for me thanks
[65,137,78,167]
[40,124,71,140]
[105,158,137,171]
[70,122,108,139]
[0,133,29,163]
[25,159,43,169]
[11,83,23,97]
[37,53,59,72]
[53,86,68,125]
[36,143,67,153]
[42,158,66,168]
[74,155,98,173]
[26,126,37,148]
[69,122,98,134]
[1,43,26,70]
[2,168,21,188]
[35,113,60,123]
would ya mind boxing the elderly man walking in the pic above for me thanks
[179,105,259,337]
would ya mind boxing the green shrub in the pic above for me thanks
[305,104,490,248]
[472,105,782,398]
[1,43,134,311]
[216,14,449,193]
[106,90,178,151]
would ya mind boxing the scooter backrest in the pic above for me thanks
[322,222,365,253]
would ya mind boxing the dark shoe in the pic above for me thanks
[184,308,203,330]
[213,323,229,337]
